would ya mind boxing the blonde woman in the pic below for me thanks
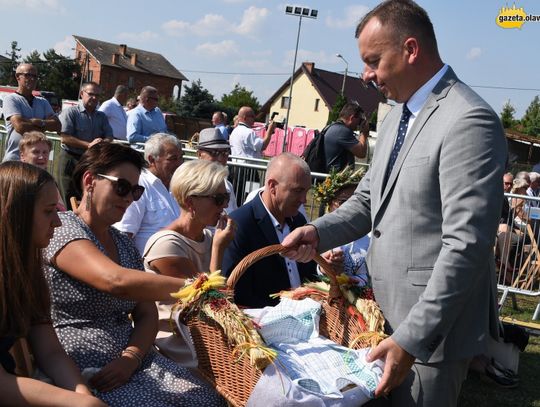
[143,160,235,363]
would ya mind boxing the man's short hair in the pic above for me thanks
[82,81,100,89]
[265,152,310,184]
[355,0,438,54]
[19,131,52,153]
[140,86,157,98]
[114,85,129,96]
[339,102,364,120]
[213,111,225,121]
[15,63,36,75]
[529,172,540,183]
[144,133,182,162]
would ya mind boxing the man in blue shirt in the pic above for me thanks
[126,86,167,143]
[211,111,229,140]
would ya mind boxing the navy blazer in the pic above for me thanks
[222,193,317,308]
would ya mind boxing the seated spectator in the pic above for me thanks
[222,153,317,308]
[497,178,530,280]
[0,161,105,406]
[526,171,540,207]
[114,133,183,255]
[316,167,371,286]
[143,160,235,362]
[19,131,66,211]
[42,142,225,406]
[196,127,237,214]
[19,131,52,171]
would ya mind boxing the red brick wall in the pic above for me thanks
[75,43,182,100]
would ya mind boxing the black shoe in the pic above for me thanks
[484,363,519,388]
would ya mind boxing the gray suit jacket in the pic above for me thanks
[313,67,507,363]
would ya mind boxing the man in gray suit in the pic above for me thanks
[283,1,507,405]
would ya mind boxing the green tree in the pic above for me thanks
[0,41,21,85]
[39,49,80,100]
[177,79,219,119]
[500,100,516,129]
[327,93,347,124]
[220,83,260,112]
[521,95,540,137]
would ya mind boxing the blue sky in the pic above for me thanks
[1,0,539,118]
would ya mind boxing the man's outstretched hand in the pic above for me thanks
[366,336,415,398]
[281,224,320,262]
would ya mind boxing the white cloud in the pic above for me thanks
[326,5,369,29]
[0,0,66,13]
[196,40,239,57]
[163,7,268,38]
[162,14,226,37]
[53,35,75,56]
[162,19,191,37]
[466,47,482,60]
[117,31,159,43]
[232,6,269,35]
[191,14,228,36]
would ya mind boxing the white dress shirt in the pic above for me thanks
[258,191,302,288]
[229,123,264,159]
[114,169,180,255]
[98,97,128,140]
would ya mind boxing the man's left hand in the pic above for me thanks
[366,336,415,398]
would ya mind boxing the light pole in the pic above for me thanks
[336,53,349,95]
[282,6,318,152]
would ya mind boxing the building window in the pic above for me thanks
[281,96,290,109]
[77,51,82,60]
[128,76,135,89]
[314,98,320,111]
[87,70,93,82]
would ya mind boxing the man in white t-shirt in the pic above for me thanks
[98,85,129,140]
[114,133,183,254]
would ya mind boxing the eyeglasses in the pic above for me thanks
[192,192,230,206]
[504,182,513,186]
[200,149,230,158]
[146,96,159,102]
[97,174,145,201]
[84,90,100,97]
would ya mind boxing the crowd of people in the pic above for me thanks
[0,0,521,406]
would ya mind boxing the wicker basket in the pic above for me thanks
[181,244,369,407]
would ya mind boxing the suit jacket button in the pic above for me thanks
[373,229,381,238]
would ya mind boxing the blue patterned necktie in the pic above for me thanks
[383,104,412,190]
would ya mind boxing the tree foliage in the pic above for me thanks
[177,79,220,119]
[0,41,21,85]
[220,83,260,112]
[521,96,540,137]
[327,93,347,124]
[23,49,81,100]
[500,100,517,129]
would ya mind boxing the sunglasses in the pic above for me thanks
[200,149,230,158]
[97,174,145,201]
[193,192,230,206]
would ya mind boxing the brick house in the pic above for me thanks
[73,35,187,99]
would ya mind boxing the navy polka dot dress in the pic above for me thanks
[43,212,225,407]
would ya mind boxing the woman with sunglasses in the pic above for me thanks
[43,142,225,406]
[0,162,105,407]
[143,160,235,361]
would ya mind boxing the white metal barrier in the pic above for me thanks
[497,192,540,320]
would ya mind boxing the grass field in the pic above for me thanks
[459,294,540,406]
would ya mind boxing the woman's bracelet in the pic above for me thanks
[121,348,143,369]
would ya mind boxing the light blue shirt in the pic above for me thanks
[216,123,229,140]
[126,104,167,143]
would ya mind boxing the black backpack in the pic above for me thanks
[301,124,332,173]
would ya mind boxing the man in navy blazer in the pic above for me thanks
[222,153,317,308]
